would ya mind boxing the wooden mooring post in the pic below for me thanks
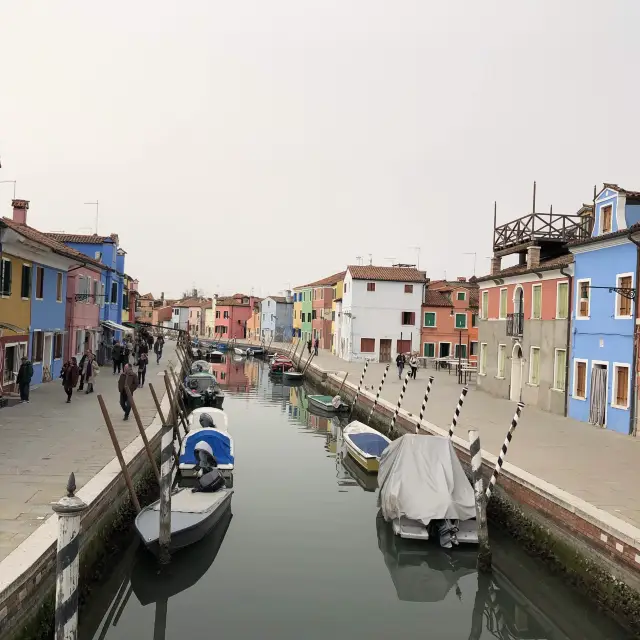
[415,375,435,433]
[336,372,348,397]
[126,387,160,484]
[389,369,411,435]
[158,417,174,564]
[367,364,389,425]
[468,429,491,572]
[486,402,524,500]
[149,382,183,450]
[448,386,468,439]
[52,472,87,640]
[348,360,369,420]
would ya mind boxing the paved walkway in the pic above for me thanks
[258,341,640,530]
[0,342,177,561]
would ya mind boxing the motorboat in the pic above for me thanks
[191,360,212,374]
[183,372,225,410]
[246,347,264,357]
[233,347,247,356]
[186,406,229,430]
[378,434,478,548]
[206,350,225,363]
[270,358,294,374]
[343,421,391,472]
[307,394,349,414]
[283,369,304,381]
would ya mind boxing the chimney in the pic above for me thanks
[161,291,165,302]
[527,245,541,269]
[490,256,502,276]
[12,199,29,225]
[192,288,197,297]
[457,277,467,282]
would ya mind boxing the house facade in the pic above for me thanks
[213,293,256,339]
[309,272,343,350]
[300,287,313,343]
[137,293,155,325]
[246,299,261,341]
[338,265,426,362]
[261,295,294,343]
[292,290,303,338]
[331,276,344,354]
[171,303,189,332]
[568,184,640,434]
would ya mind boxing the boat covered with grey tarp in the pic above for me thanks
[135,487,233,555]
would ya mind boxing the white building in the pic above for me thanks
[338,265,426,363]
[171,304,189,332]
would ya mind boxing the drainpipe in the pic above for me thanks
[560,266,572,417]
[627,231,640,436]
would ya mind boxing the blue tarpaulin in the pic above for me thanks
[180,430,234,467]
[350,433,389,457]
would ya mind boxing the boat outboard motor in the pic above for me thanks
[199,413,216,430]
[192,441,226,493]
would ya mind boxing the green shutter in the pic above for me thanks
[455,313,467,329]
[423,343,435,357]
[424,312,436,327]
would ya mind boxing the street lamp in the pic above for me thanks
[0,180,16,199]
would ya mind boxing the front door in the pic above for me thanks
[510,344,523,401]
[379,339,392,362]
[589,365,607,427]
[43,333,53,382]
[397,339,411,355]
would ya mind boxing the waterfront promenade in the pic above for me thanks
[0,342,176,561]
[264,341,640,531]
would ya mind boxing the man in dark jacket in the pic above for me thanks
[314,338,319,356]
[118,364,139,420]
[154,336,164,364]
[16,357,33,402]
[112,341,122,375]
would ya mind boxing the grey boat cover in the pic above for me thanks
[378,434,476,525]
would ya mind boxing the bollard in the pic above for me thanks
[126,387,160,484]
[158,419,174,564]
[367,364,390,425]
[468,429,491,572]
[390,369,412,435]
[336,372,349,397]
[486,402,524,500]
[448,386,468,439]
[348,360,369,420]
[415,376,435,433]
[52,473,88,640]
[149,382,183,452]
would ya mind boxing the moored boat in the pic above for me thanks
[283,369,304,380]
[191,360,212,373]
[233,347,247,356]
[307,394,349,414]
[183,372,225,410]
[343,421,391,472]
[246,347,264,357]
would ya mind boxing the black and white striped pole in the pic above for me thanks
[486,401,524,500]
[348,360,369,419]
[367,364,390,424]
[415,376,435,433]
[448,386,469,439]
[52,472,87,640]
[158,418,174,564]
[468,429,491,572]
[390,369,412,435]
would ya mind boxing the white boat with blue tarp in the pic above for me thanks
[343,421,391,473]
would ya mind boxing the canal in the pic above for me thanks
[81,358,629,640]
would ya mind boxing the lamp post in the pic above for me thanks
[0,180,16,199]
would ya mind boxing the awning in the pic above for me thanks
[0,322,28,334]
[100,320,134,334]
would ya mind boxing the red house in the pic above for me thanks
[213,293,257,340]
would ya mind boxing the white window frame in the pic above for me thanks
[0,257,11,298]
[528,346,540,386]
[32,329,43,363]
[497,343,506,379]
[614,272,634,319]
[479,343,487,375]
[423,311,437,328]
[555,280,569,320]
[531,284,542,320]
[612,362,631,410]
[423,342,436,358]
[438,341,452,358]
[21,262,32,300]
[553,348,567,392]
[470,341,478,357]
[499,288,507,320]
[600,203,613,235]
[481,290,488,319]
[454,312,467,329]
[456,290,466,301]
[572,358,588,400]
[576,278,591,320]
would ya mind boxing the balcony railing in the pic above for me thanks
[506,312,524,337]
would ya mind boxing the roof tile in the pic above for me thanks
[46,232,116,244]
[476,253,573,282]
[348,265,426,283]
[423,290,452,307]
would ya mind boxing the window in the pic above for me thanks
[21,264,32,299]
[32,331,44,362]
[54,272,62,303]
[423,342,435,357]
[577,280,590,318]
[367,282,376,292]
[616,274,633,317]
[0,258,12,296]
[479,343,487,375]
[312,310,317,320]
[404,284,413,293]
[53,333,63,359]
[529,346,540,385]
[454,343,467,359]
[481,290,488,319]
[554,349,567,391]
[497,344,506,378]
[455,313,467,329]
[100,282,105,308]
[86,277,92,304]
[424,312,436,327]
[601,204,612,234]
[401,312,415,325]
[35,266,44,299]
[111,282,117,305]
[499,288,507,319]
[92,279,98,306]
[574,360,587,399]
[216,310,220,318]
[331,311,335,321]
[556,282,569,319]
[220,371,226,380]
[75,329,84,355]
[3,344,16,384]
[613,364,630,408]
[360,338,375,353]
[532,284,542,319]
[344,283,348,293]
[471,313,477,327]
[470,341,478,356]
[224,311,229,319]
[457,291,466,301]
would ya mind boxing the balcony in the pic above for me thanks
[506,312,524,337]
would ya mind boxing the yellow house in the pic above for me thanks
[293,288,303,338]
[331,277,344,354]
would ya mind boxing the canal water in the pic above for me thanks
[81,358,629,640]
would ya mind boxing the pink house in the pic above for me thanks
[213,293,256,340]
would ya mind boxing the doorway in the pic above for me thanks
[43,333,53,382]
[396,339,411,355]
[439,342,451,358]
[589,363,607,427]
[379,339,392,362]
[510,343,523,401]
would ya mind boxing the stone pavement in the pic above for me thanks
[0,342,176,561]
[260,341,640,530]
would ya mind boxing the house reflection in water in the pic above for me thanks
[209,355,250,391]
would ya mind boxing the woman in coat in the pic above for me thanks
[61,357,80,403]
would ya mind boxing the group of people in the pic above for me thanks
[60,349,99,402]
[306,338,319,356]
[396,352,419,380]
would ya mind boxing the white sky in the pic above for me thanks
[1,1,639,298]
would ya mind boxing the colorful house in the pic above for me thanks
[331,275,344,354]
[292,285,313,343]
[246,299,262,341]
[213,293,257,339]
[568,184,640,433]
[137,292,155,325]
[261,294,294,343]
[292,290,303,338]
[309,272,344,350]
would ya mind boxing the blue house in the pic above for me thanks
[261,295,293,343]
[568,184,640,434]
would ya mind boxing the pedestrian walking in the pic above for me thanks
[122,340,131,367]
[118,363,139,421]
[307,339,312,355]
[409,354,418,380]
[396,352,405,380]
[112,341,122,375]
[314,338,319,356]
[137,352,148,387]
[154,335,164,364]
[16,356,33,402]
[61,357,80,403]
[78,350,88,391]
[82,351,98,394]
[146,333,154,351]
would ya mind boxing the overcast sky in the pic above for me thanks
[1,1,639,298]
